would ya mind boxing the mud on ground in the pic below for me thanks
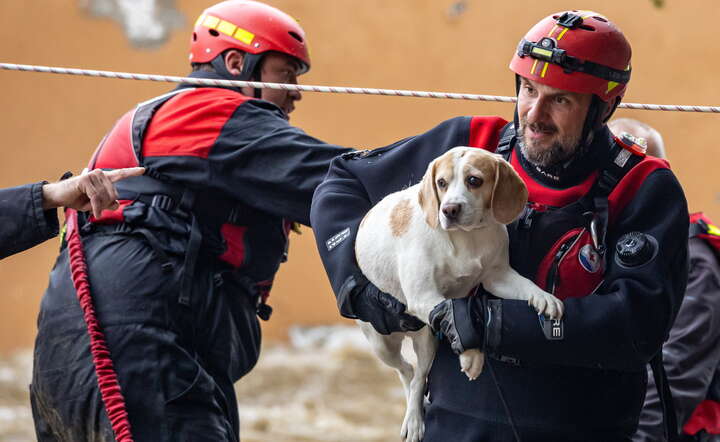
[0,326,407,442]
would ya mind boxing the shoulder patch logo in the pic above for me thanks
[326,228,351,251]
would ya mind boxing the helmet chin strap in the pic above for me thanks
[210,51,264,98]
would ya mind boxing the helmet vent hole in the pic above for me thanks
[192,32,197,42]
[552,15,559,19]
[208,29,220,37]
[579,24,595,31]
[288,31,303,43]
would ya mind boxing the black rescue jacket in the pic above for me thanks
[86,71,353,311]
[311,116,689,440]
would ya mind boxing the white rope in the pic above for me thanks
[2,62,719,113]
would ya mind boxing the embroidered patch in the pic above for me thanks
[326,227,350,251]
[578,244,602,273]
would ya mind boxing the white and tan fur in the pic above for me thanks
[355,146,564,442]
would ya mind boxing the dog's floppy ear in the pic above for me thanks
[418,158,440,228]
[491,158,528,225]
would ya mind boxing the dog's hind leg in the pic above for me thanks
[401,326,437,442]
[358,321,414,402]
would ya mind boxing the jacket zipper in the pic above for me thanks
[546,229,585,294]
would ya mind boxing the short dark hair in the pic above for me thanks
[191,49,249,72]
[191,62,215,73]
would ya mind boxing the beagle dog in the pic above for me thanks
[355,146,564,442]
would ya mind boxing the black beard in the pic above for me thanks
[517,121,581,169]
[515,124,608,188]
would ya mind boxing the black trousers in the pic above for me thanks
[423,341,640,442]
[31,231,261,442]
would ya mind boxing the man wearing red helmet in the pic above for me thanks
[312,10,688,441]
[29,1,363,441]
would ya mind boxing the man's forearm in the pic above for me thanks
[0,182,59,259]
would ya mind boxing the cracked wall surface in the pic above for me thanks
[79,0,185,48]
[0,0,718,352]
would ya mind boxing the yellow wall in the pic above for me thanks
[0,1,718,352]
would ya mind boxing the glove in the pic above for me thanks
[349,274,425,335]
[429,296,485,354]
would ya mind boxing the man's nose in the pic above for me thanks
[526,97,549,123]
[442,203,462,220]
[289,89,302,102]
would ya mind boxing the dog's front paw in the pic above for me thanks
[400,408,424,442]
[528,291,564,319]
[459,349,485,380]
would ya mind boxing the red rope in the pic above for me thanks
[65,209,134,442]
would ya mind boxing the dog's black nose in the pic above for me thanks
[442,203,461,220]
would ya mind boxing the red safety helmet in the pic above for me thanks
[189,0,310,75]
[509,11,631,103]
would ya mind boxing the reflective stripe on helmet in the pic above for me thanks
[196,14,256,45]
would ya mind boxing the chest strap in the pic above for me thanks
[495,122,515,161]
[588,137,644,258]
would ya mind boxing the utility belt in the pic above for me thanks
[81,174,283,320]
[113,174,270,226]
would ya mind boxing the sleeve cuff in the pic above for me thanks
[31,181,60,240]
[337,274,360,319]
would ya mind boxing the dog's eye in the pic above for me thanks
[436,178,447,189]
[466,176,483,188]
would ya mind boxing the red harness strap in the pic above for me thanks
[65,209,134,442]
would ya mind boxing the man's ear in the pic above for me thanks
[224,50,245,77]
[418,159,440,229]
[601,97,621,123]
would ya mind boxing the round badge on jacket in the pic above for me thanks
[578,244,602,273]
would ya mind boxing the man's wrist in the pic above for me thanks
[41,182,60,210]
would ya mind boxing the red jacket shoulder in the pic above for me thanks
[469,116,508,151]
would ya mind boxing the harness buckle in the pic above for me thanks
[151,194,175,211]
[228,207,241,225]
[697,218,710,233]
[257,303,273,321]
[590,215,601,251]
